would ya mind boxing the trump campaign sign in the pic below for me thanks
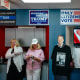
[60,10,80,25]
[29,10,49,25]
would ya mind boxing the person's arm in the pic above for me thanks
[34,49,45,62]
[5,49,15,59]
[51,46,56,60]
[34,57,42,62]
[26,55,32,60]
[70,59,74,67]
[25,49,31,60]
[68,46,73,67]
[14,46,23,55]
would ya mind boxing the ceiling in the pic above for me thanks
[0,0,80,9]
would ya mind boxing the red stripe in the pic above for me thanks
[74,11,80,15]
[74,19,80,22]
[44,26,49,60]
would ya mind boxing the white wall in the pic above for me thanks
[66,26,80,68]
[66,26,75,56]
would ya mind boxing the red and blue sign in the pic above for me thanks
[60,10,80,25]
[29,10,49,25]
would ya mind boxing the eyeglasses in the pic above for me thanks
[10,42,16,44]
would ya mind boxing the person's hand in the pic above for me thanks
[26,55,33,60]
[34,56,37,60]
[29,55,33,58]
[14,53,19,56]
[14,42,17,46]
[70,61,74,67]
[30,56,34,59]
[70,62,73,66]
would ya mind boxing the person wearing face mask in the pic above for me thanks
[25,38,45,80]
[51,35,72,80]
[5,39,24,80]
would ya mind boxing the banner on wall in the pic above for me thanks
[60,10,80,25]
[1,0,10,10]
[29,10,49,25]
[0,10,16,26]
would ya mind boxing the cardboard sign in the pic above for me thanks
[1,0,10,10]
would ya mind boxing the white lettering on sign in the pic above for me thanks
[31,17,47,22]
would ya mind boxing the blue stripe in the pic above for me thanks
[0,16,16,20]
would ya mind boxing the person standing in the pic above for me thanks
[5,39,24,80]
[25,38,45,80]
[51,35,72,80]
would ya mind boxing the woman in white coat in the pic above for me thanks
[5,39,24,80]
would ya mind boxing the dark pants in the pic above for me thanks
[54,75,68,80]
[7,61,22,80]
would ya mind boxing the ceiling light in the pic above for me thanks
[22,0,71,3]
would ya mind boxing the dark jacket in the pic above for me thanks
[51,45,72,75]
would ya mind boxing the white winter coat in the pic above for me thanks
[5,46,24,73]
